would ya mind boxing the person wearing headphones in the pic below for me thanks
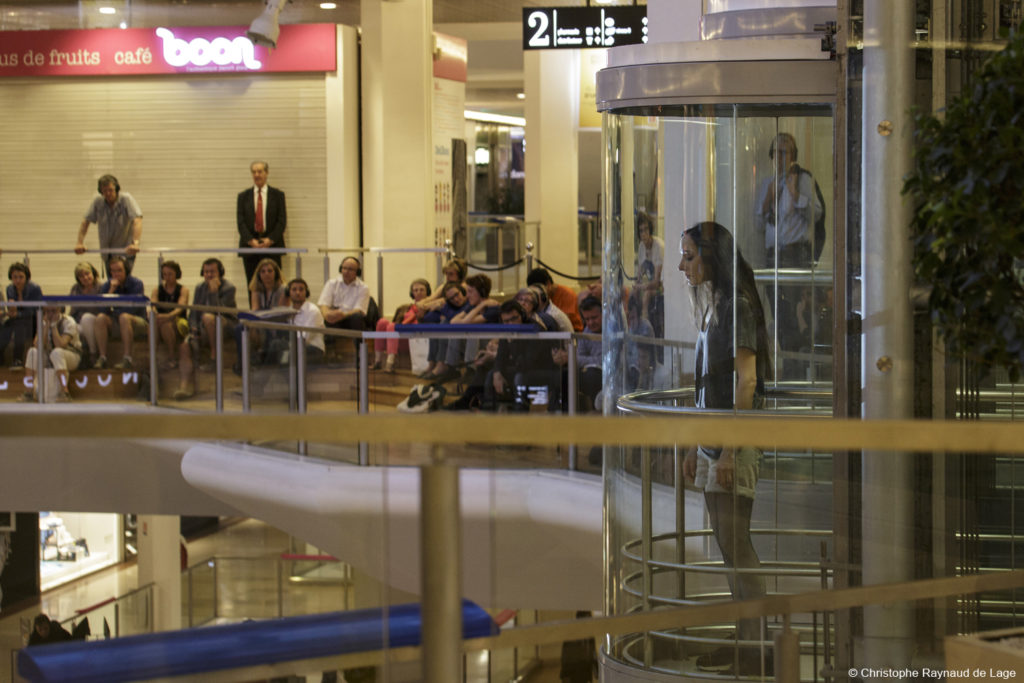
[317,255,369,358]
[93,255,147,370]
[756,132,823,267]
[75,174,143,270]
[187,258,238,372]
[755,132,825,378]
[282,278,325,366]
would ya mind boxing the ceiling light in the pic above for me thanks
[516,93,525,100]
[119,21,127,28]
[247,0,288,49]
[319,2,337,8]
[465,110,526,126]
[98,6,116,14]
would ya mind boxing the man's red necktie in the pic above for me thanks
[255,188,265,234]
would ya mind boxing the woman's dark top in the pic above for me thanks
[158,283,186,318]
[694,294,766,457]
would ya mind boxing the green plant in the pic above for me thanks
[903,27,1024,381]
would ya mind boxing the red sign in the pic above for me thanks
[0,24,336,77]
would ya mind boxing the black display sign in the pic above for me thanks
[522,6,648,50]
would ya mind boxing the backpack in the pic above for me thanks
[797,165,828,262]
[397,383,446,413]
[365,297,381,331]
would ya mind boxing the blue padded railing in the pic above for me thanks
[19,601,498,683]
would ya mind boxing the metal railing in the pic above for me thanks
[58,583,156,640]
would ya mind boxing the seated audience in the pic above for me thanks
[527,267,583,331]
[515,286,559,333]
[551,295,603,412]
[417,257,467,319]
[280,278,325,366]
[419,282,470,378]
[173,258,237,399]
[626,289,655,391]
[577,279,602,311]
[19,305,82,403]
[150,260,189,370]
[419,257,467,373]
[373,277,431,373]
[93,255,146,370]
[245,257,287,365]
[0,262,44,369]
[427,274,500,383]
[531,283,573,333]
[318,255,369,358]
[187,257,238,370]
[484,299,558,410]
[68,262,101,366]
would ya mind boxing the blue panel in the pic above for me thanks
[396,323,539,333]
[19,601,497,683]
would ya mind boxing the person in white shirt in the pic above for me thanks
[285,278,325,366]
[20,305,82,403]
[317,255,369,358]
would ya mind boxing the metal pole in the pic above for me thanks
[296,335,307,415]
[323,254,331,287]
[34,307,44,403]
[641,445,653,667]
[497,223,504,295]
[421,453,463,683]
[148,306,158,406]
[436,248,444,285]
[862,0,915,670]
[295,254,303,279]
[358,339,369,465]
[377,251,384,317]
[214,315,224,413]
[277,558,284,618]
[288,331,297,413]
[241,325,251,413]
[567,338,578,470]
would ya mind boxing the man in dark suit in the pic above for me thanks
[236,160,287,286]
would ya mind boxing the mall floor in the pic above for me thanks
[0,517,568,683]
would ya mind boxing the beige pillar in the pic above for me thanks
[524,49,580,279]
[360,0,434,308]
[137,514,182,631]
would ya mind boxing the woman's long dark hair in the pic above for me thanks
[683,221,772,379]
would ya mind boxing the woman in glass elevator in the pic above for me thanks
[679,220,773,675]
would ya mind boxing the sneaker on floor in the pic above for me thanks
[94,356,109,369]
[114,357,133,370]
[10,359,24,371]
[172,388,193,401]
[55,391,73,403]
[17,391,35,402]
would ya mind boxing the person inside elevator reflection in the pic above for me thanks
[75,174,143,271]
[237,160,287,286]
[755,132,824,378]
[679,221,773,676]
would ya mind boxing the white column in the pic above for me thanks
[360,0,434,308]
[324,25,362,258]
[525,49,580,279]
[137,514,182,631]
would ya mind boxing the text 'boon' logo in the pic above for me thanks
[155,27,262,70]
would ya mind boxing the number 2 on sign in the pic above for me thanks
[528,10,551,47]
